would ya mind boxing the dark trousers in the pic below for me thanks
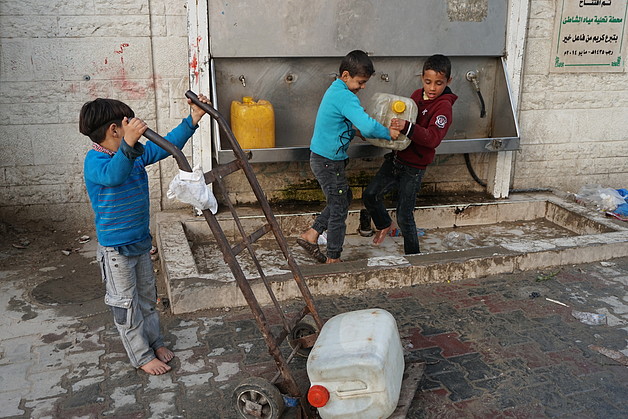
[363,154,425,255]
[310,152,353,259]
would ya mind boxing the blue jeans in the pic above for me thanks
[310,152,353,259]
[97,245,164,368]
[363,154,425,255]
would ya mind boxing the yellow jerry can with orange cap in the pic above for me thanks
[230,97,275,149]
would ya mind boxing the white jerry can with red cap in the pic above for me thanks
[306,308,404,419]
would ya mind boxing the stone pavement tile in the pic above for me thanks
[0,361,31,393]
[58,382,105,414]
[449,353,496,381]
[586,369,628,403]
[518,328,572,352]
[143,391,179,418]
[23,398,58,419]
[28,368,68,399]
[105,384,143,416]
[0,389,27,417]
[573,390,627,419]
[435,370,483,401]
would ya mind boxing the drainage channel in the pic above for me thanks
[156,192,628,314]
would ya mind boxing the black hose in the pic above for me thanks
[476,90,486,118]
[464,153,486,187]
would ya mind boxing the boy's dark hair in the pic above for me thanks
[423,54,452,79]
[339,50,375,78]
[79,98,135,144]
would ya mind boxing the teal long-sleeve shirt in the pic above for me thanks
[84,115,197,247]
[310,79,390,161]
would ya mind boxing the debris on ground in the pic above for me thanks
[78,235,91,244]
[588,345,628,366]
[575,185,626,212]
[606,211,628,221]
[12,239,30,249]
[546,298,569,307]
[158,297,170,310]
[150,245,159,261]
[572,310,607,325]
[536,270,559,282]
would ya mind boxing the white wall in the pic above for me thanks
[0,0,192,228]
[514,0,628,193]
[1,0,627,230]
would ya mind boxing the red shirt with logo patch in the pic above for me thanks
[394,87,458,169]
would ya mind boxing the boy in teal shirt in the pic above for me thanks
[298,50,399,263]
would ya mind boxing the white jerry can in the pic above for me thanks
[306,308,405,419]
[364,93,418,151]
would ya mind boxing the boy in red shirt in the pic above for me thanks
[363,54,458,254]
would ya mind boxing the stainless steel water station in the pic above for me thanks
[205,0,519,163]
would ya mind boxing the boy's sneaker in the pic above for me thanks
[358,209,374,237]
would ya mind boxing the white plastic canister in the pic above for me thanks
[306,308,405,419]
[364,93,418,151]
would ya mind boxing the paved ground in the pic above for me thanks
[1,222,627,418]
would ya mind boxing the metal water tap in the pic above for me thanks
[239,75,246,87]
[466,71,486,118]
[466,71,480,91]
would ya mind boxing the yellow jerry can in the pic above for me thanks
[230,97,275,149]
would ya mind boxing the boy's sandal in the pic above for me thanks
[296,238,327,264]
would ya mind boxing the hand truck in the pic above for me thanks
[144,90,323,418]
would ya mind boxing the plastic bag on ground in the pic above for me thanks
[167,165,218,214]
[575,185,625,212]
[571,310,607,326]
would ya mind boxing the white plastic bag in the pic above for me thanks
[575,185,625,212]
[167,165,218,214]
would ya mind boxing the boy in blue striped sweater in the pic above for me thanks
[80,94,210,375]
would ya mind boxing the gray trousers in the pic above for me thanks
[97,245,164,368]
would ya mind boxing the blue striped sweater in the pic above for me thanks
[84,116,197,247]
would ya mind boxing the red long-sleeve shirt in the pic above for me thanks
[394,87,457,169]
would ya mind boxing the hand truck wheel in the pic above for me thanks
[232,376,285,419]
[288,315,320,358]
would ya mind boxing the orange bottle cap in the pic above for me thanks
[242,96,254,104]
[308,385,330,408]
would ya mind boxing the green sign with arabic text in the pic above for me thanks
[552,0,627,72]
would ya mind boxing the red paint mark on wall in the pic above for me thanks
[190,36,203,48]
[190,53,199,80]
[115,43,130,65]
[78,42,157,100]
[115,43,130,54]
[189,37,203,82]
[113,67,148,100]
